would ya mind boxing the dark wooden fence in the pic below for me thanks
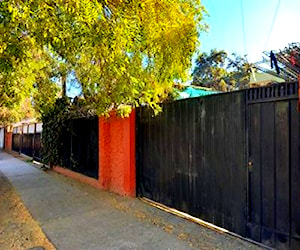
[137,91,247,235]
[12,118,99,179]
[59,117,99,179]
[12,133,21,152]
[246,82,300,249]
[12,123,43,161]
[136,82,300,249]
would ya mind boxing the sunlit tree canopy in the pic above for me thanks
[0,0,206,122]
[192,49,253,92]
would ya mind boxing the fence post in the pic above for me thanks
[4,126,12,151]
[33,123,36,159]
[20,124,23,154]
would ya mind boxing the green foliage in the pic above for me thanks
[192,49,254,91]
[0,97,36,126]
[41,97,71,166]
[0,0,60,123]
[0,0,206,121]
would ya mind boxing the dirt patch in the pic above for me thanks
[0,171,55,250]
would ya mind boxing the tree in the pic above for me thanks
[192,49,253,91]
[0,98,35,125]
[0,0,206,121]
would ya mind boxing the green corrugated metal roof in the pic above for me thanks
[176,86,218,100]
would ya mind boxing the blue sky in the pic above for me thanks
[199,0,300,63]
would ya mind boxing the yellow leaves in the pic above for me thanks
[120,66,126,73]
[116,104,132,117]
[53,36,60,44]
[7,4,13,13]
[1,0,205,117]
[0,44,7,54]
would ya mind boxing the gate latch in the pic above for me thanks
[248,161,253,171]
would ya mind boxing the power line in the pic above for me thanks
[240,0,247,55]
[264,0,281,50]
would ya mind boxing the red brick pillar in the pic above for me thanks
[99,111,136,196]
[4,126,12,151]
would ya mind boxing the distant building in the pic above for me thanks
[249,72,285,88]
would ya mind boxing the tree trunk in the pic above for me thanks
[62,75,67,97]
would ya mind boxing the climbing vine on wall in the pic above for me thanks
[41,97,71,166]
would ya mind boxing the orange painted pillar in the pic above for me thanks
[98,111,136,196]
[99,116,112,190]
[4,127,12,151]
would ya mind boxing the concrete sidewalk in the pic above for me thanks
[0,151,262,250]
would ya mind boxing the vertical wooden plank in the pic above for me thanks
[275,101,290,249]
[32,123,36,158]
[136,109,143,195]
[202,97,210,223]
[95,117,100,178]
[153,107,160,201]
[152,109,161,202]
[162,104,168,205]
[173,100,183,211]
[188,99,194,216]
[175,100,183,212]
[207,96,216,224]
[163,103,172,207]
[202,96,211,223]
[21,123,24,154]
[223,93,234,231]
[198,98,206,218]
[148,109,155,200]
[163,104,169,205]
[187,99,195,215]
[162,105,169,205]
[248,103,262,242]
[141,108,153,199]
[136,108,144,196]
[231,92,247,236]
[193,98,200,217]
[158,105,165,204]
[147,108,154,199]
[136,108,142,196]
[291,99,300,250]
[151,110,158,202]
[181,99,190,213]
[190,99,198,216]
[260,102,275,247]
[174,100,182,211]
[170,101,176,208]
[214,94,224,227]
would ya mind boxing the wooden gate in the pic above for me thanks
[246,83,300,249]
